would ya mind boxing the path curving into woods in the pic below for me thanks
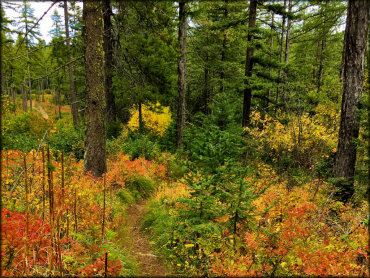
[124,200,171,276]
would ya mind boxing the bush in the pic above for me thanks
[2,112,50,151]
[166,159,188,180]
[106,127,129,155]
[123,132,161,161]
[47,117,84,159]
[126,175,156,199]
[116,188,135,204]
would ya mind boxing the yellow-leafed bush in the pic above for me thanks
[245,104,339,167]
[128,102,172,136]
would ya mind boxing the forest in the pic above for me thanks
[1,0,369,276]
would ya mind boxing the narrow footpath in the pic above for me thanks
[124,200,171,276]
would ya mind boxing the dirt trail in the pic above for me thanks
[33,101,49,119]
[124,200,171,276]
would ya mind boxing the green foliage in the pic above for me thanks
[47,117,84,159]
[106,120,123,140]
[123,132,161,161]
[2,112,49,151]
[166,159,188,181]
[116,188,135,205]
[184,123,245,173]
[126,175,156,199]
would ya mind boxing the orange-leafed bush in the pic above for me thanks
[1,149,167,276]
[209,167,368,277]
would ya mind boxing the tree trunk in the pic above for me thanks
[204,59,211,115]
[242,0,257,127]
[22,81,28,112]
[282,0,292,106]
[37,80,40,101]
[103,0,116,126]
[27,52,32,111]
[25,14,32,111]
[220,0,228,94]
[42,79,45,102]
[57,82,62,119]
[83,1,107,177]
[138,101,144,131]
[267,0,275,113]
[333,0,369,202]
[64,0,79,128]
[176,0,187,149]
[275,0,286,114]
[317,39,326,94]
[13,88,16,113]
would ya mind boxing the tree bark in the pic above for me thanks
[58,89,62,119]
[12,88,16,113]
[242,0,257,127]
[282,0,292,105]
[83,1,107,177]
[27,51,32,111]
[64,0,79,128]
[220,0,228,94]
[103,0,116,126]
[42,79,45,102]
[138,101,144,131]
[22,81,28,112]
[267,0,275,113]
[275,0,286,114]
[204,58,211,115]
[317,38,326,94]
[176,0,187,149]
[333,0,369,202]
[25,12,32,111]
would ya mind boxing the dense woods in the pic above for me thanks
[1,0,369,276]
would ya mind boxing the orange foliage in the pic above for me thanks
[1,149,167,276]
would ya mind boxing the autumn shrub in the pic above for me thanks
[2,111,50,151]
[246,105,339,169]
[128,102,172,136]
[0,149,142,276]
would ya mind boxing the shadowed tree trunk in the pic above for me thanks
[83,1,107,177]
[282,0,292,106]
[220,0,228,94]
[64,0,79,128]
[204,55,211,115]
[275,0,286,114]
[242,0,257,127]
[333,0,369,202]
[42,79,45,102]
[316,38,326,94]
[266,0,275,113]
[12,88,16,113]
[176,0,187,149]
[22,80,27,112]
[103,0,116,126]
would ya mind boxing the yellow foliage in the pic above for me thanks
[246,105,339,166]
[128,102,172,136]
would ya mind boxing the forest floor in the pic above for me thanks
[123,200,171,276]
